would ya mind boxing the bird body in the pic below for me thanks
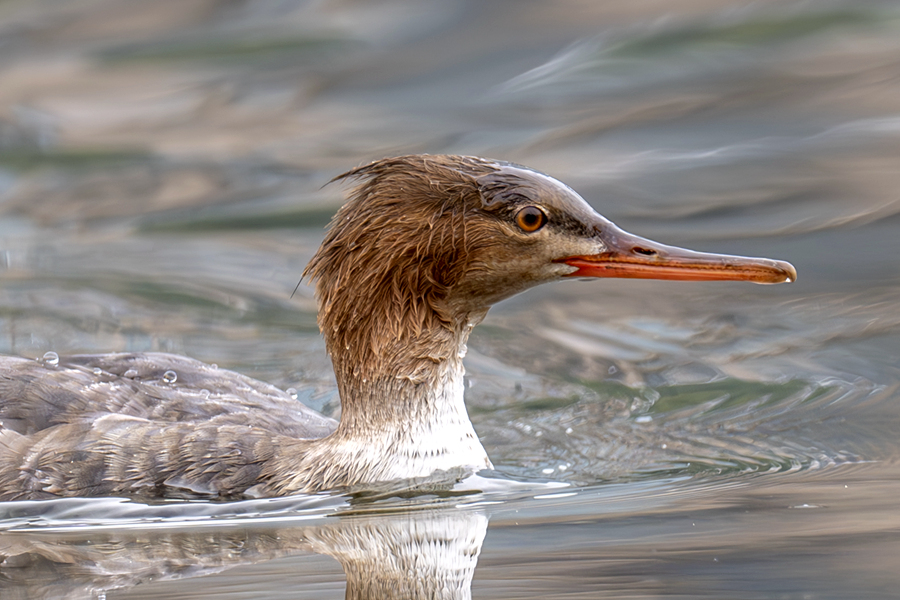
[0,155,795,501]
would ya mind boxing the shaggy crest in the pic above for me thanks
[304,155,505,382]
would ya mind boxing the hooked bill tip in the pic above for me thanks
[757,260,797,285]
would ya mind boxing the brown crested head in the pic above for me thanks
[304,154,796,381]
[303,154,591,379]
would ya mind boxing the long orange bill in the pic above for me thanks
[561,224,796,285]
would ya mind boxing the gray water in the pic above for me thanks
[1,0,900,597]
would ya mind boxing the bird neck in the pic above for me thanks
[330,314,491,483]
[299,201,496,490]
[274,311,491,493]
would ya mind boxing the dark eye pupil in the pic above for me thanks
[516,206,546,232]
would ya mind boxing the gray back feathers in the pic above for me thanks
[0,353,336,500]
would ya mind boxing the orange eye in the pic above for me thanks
[515,206,547,233]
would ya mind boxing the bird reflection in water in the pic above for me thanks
[0,507,488,600]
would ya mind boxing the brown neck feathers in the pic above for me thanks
[304,156,501,385]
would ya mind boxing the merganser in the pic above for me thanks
[0,155,795,501]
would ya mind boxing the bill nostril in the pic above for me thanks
[633,247,658,257]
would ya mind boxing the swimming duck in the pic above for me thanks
[0,155,795,501]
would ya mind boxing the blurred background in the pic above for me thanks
[1,0,900,598]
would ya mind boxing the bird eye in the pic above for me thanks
[515,206,547,233]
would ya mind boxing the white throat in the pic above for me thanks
[277,354,492,494]
[340,357,491,483]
